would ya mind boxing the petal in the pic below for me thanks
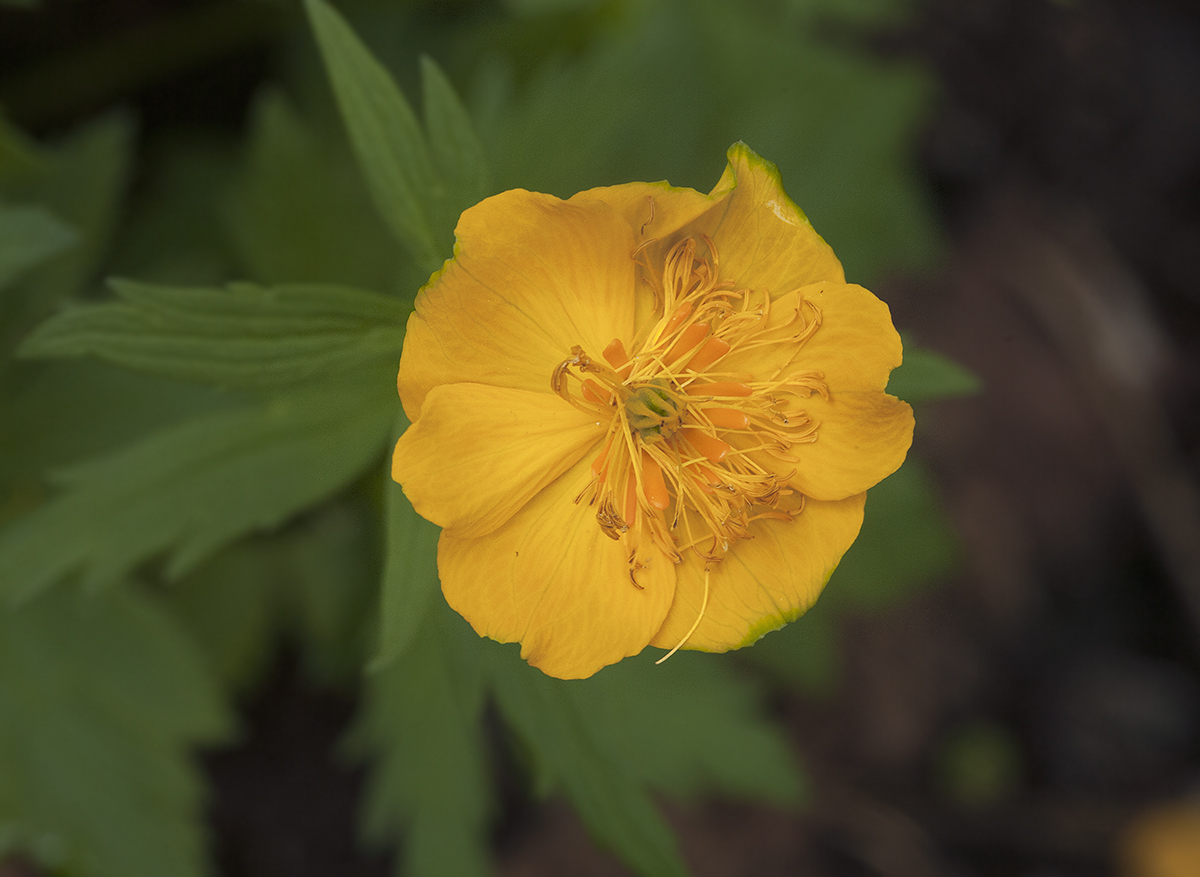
[692,143,846,292]
[398,190,637,419]
[785,391,914,501]
[392,384,605,539]
[572,180,724,246]
[650,493,866,652]
[721,283,903,394]
[439,458,677,679]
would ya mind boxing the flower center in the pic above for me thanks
[551,236,828,579]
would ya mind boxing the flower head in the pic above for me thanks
[392,143,914,679]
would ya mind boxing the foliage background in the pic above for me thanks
[1,0,1198,876]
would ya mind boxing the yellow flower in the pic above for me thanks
[392,143,914,679]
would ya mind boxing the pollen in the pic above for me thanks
[552,236,828,573]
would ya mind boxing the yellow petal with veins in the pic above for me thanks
[393,383,605,539]
[439,457,677,679]
[696,143,846,293]
[650,493,866,652]
[784,391,914,502]
[398,191,637,420]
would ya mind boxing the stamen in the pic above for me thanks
[704,408,751,430]
[685,381,753,397]
[666,322,709,364]
[686,337,731,372]
[655,566,710,665]
[603,338,630,368]
[681,428,731,464]
[641,451,670,510]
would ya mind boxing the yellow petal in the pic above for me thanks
[439,458,677,679]
[785,391,914,501]
[650,493,866,652]
[721,283,903,394]
[695,143,846,292]
[392,383,605,539]
[398,190,637,419]
[571,180,724,245]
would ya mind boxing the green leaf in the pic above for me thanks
[0,585,231,877]
[592,652,805,804]
[490,650,690,877]
[18,279,407,391]
[0,377,394,603]
[349,601,491,877]
[5,112,133,305]
[888,345,982,403]
[420,56,492,218]
[304,0,443,273]
[168,498,380,691]
[374,414,442,669]
[0,204,76,292]
[226,89,406,292]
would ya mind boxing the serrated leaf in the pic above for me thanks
[374,414,441,669]
[0,585,231,877]
[304,0,443,273]
[420,56,492,217]
[349,601,490,877]
[0,377,394,603]
[18,280,407,390]
[226,89,405,292]
[888,345,982,403]
[0,204,76,291]
[490,650,690,877]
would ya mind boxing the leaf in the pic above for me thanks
[0,376,395,604]
[348,601,491,877]
[304,0,443,273]
[888,344,982,403]
[490,649,690,877]
[168,498,380,692]
[478,0,939,283]
[0,585,231,877]
[225,89,405,293]
[6,112,133,307]
[420,56,492,219]
[0,112,132,353]
[592,652,805,805]
[0,204,76,292]
[374,414,442,669]
[18,279,408,391]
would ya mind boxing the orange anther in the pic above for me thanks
[624,469,638,526]
[581,379,608,405]
[682,428,731,464]
[666,322,709,363]
[705,407,751,429]
[685,381,753,397]
[686,337,731,372]
[641,451,670,510]
[602,338,630,368]
[662,301,694,337]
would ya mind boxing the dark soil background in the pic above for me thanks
[4,0,1200,875]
